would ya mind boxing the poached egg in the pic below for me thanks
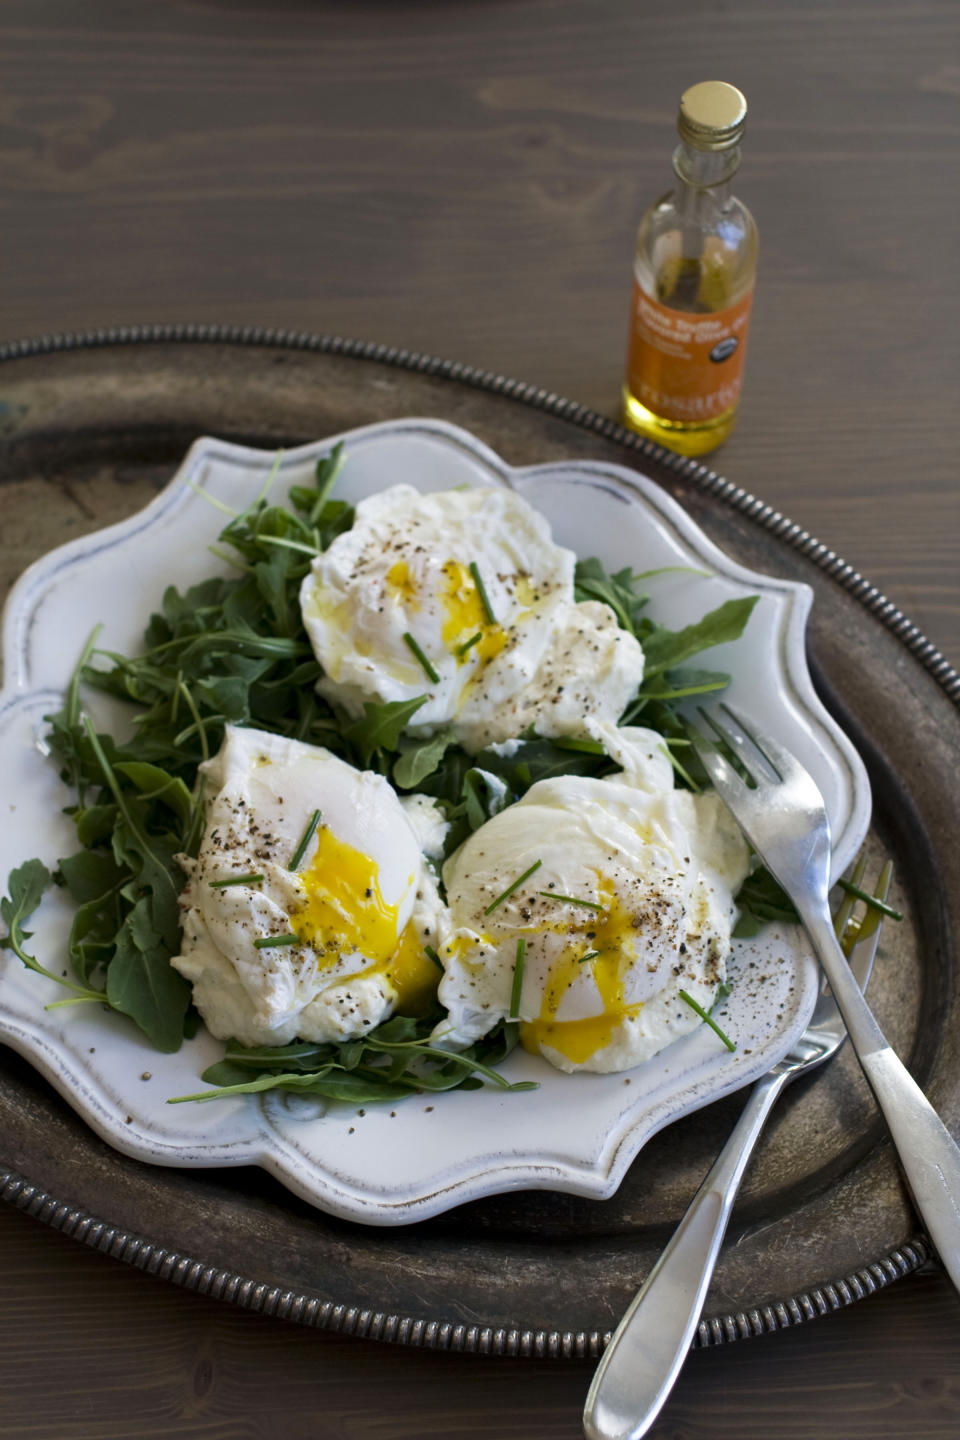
[434,725,750,1073]
[299,483,645,751]
[172,726,445,1047]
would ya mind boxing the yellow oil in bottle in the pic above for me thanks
[623,83,757,458]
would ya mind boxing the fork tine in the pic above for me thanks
[718,704,811,783]
[711,704,784,782]
[690,733,748,796]
[695,705,782,788]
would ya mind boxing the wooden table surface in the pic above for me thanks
[1,2,958,1437]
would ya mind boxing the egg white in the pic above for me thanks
[299,483,645,751]
[434,727,750,1073]
[172,726,447,1047]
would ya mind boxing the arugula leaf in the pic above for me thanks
[56,852,128,983]
[1,859,109,1004]
[462,769,510,832]
[113,763,196,832]
[633,666,732,702]
[67,892,124,985]
[342,696,428,770]
[57,849,125,905]
[106,897,191,1052]
[733,867,799,937]
[171,1068,417,1105]
[639,596,759,679]
[253,546,298,638]
[574,558,649,635]
[1,860,51,956]
[87,724,182,938]
[477,737,613,791]
[78,720,194,1046]
[169,1015,534,1106]
[74,803,119,848]
[289,443,347,528]
[393,726,456,790]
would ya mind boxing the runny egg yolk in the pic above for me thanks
[291,826,401,969]
[440,561,506,671]
[519,878,645,1066]
[385,559,420,608]
[289,826,440,1012]
[386,921,443,1014]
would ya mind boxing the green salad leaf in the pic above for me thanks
[573,558,649,634]
[639,596,759,679]
[0,858,108,1007]
[169,1016,534,1105]
[342,695,429,771]
[392,726,457,791]
[1,860,53,973]
[732,868,800,937]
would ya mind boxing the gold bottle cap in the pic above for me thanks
[677,81,747,151]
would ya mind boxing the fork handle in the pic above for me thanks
[583,1067,790,1440]
[802,904,960,1296]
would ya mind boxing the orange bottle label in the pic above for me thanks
[625,282,753,423]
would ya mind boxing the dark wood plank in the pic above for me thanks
[2,1200,960,1440]
[1,1,959,1436]
[1,0,958,670]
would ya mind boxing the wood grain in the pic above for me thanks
[1,1,959,1437]
[1,1199,959,1440]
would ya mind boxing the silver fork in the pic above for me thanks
[583,854,891,1440]
[686,709,960,1299]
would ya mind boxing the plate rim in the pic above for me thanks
[0,324,955,1354]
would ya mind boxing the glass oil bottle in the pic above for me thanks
[622,81,758,457]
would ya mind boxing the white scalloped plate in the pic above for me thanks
[0,419,870,1225]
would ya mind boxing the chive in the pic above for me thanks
[578,950,600,964]
[679,988,736,1052]
[455,631,482,658]
[658,741,701,793]
[402,632,440,685]
[469,562,497,625]
[509,937,526,1018]
[842,860,894,951]
[833,854,867,947]
[484,859,543,915]
[836,877,903,922]
[253,933,300,949]
[209,873,264,889]
[537,890,604,913]
[424,944,445,971]
[290,809,321,871]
